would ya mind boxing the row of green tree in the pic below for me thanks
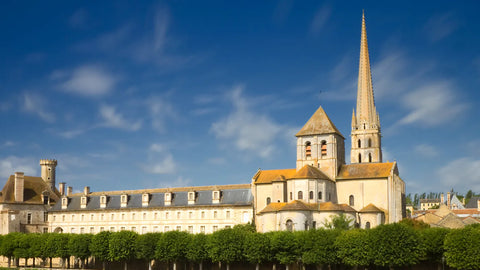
[0,222,479,270]
[406,189,480,207]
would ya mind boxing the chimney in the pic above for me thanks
[67,186,73,196]
[477,199,480,211]
[84,186,90,196]
[447,192,451,209]
[462,197,465,205]
[14,172,24,202]
[440,193,444,204]
[59,182,66,196]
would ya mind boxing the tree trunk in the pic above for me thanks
[33,257,36,267]
[174,261,177,270]
[67,257,71,269]
[316,264,323,270]
[7,256,11,267]
[286,264,289,270]
[149,259,152,270]
[50,257,53,268]
[226,263,230,270]
[219,261,222,270]
[103,261,106,270]
[124,261,128,270]
[256,263,260,270]
[200,261,203,270]
[272,263,276,270]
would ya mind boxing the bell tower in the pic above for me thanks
[351,12,382,164]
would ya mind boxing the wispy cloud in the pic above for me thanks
[310,5,331,36]
[424,13,459,42]
[55,65,117,97]
[69,8,88,29]
[141,143,176,174]
[0,156,37,178]
[21,92,55,123]
[147,97,176,133]
[99,104,142,131]
[398,81,468,126]
[211,85,282,158]
[414,144,439,157]
[438,157,480,191]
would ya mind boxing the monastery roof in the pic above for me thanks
[50,185,253,212]
[253,165,332,185]
[462,216,480,225]
[0,175,60,204]
[258,200,355,214]
[253,169,296,184]
[359,203,384,213]
[336,162,395,180]
[295,106,344,138]
[435,213,466,229]
[291,165,332,180]
[434,204,452,218]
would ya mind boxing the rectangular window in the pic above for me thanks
[153,226,159,232]
[131,227,136,232]
[226,211,230,218]
[53,215,56,222]
[71,228,76,233]
[90,227,94,234]
[143,213,147,220]
[71,215,75,221]
[62,215,65,221]
[166,212,169,219]
[111,214,114,220]
[189,212,193,219]
[81,215,85,221]
[154,212,158,219]
[44,212,48,222]
[177,212,181,219]
[165,226,170,232]
[201,211,205,218]
[110,227,115,232]
[122,214,125,220]
[142,226,147,234]
[188,226,193,233]
[100,227,104,232]
[101,214,104,221]
[225,225,231,229]
[80,227,85,234]
[43,228,48,233]
[213,225,218,232]
[213,211,218,218]
[132,213,136,220]
[91,214,94,221]
[200,226,205,233]
[176,226,181,231]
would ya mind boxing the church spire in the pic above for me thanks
[355,11,379,128]
[350,12,382,164]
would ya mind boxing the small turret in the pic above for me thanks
[40,159,58,191]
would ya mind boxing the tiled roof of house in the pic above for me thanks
[291,165,332,180]
[253,169,296,184]
[465,196,480,209]
[258,200,355,214]
[0,175,60,204]
[295,106,344,138]
[435,213,466,229]
[337,162,395,180]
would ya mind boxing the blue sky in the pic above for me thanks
[1,1,479,195]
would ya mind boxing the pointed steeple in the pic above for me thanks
[296,106,344,138]
[351,109,357,129]
[355,11,379,128]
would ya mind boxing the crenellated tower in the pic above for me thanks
[40,159,58,190]
[351,12,382,164]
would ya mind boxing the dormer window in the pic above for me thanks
[81,196,88,209]
[142,193,150,207]
[61,197,68,209]
[165,192,172,206]
[305,141,312,158]
[100,195,107,208]
[321,140,327,156]
[121,194,128,208]
[188,191,196,205]
[212,190,220,204]
[42,191,50,205]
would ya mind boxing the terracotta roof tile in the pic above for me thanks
[295,106,344,138]
[337,162,395,180]
[359,203,383,213]
[0,175,60,204]
[253,169,296,184]
[291,165,332,181]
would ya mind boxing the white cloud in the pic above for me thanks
[438,158,480,191]
[0,156,37,179]
[310,5,331,35]
[153,7,170,53]
[142,154,176,174]
[99,104,142,131]
[211,85,282,158]
[148,97,176,133]
[21,92,55,123]
[398,81,468,126]
[59,65,116,97]
[424,13,459,42]
[414,144,439,157]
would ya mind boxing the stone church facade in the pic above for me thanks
[0,14,405,235]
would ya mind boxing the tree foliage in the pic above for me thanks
[370,223,422,268]
[90,231,111,262]
[186,233,210,264]
[207,227,248,266]
[335,229,373,267]
[298,229,339,267]
[108,231,138,262]
[418,227,449,263]
[155,230,190,264]
[68,233,92,260]
[136,233,161,261]
[323,214,354,230]
[243,232,271,265]
[444,226,480,270]
[269,231,299,266]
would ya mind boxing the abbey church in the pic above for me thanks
[0,14,405,235]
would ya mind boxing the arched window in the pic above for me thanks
[365,222,371,229]
[305,141,312,158]
[368,138,372,147]
[368,153,372,163]
[309,191,313,200]
[358,153,362,163]
[349,195,354,206]
[298,191,303,200]
[266,197,271,205]
[358,139,361,148]
[286,219,293,232]
[321,140,327,156]
[318,192,322,200]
